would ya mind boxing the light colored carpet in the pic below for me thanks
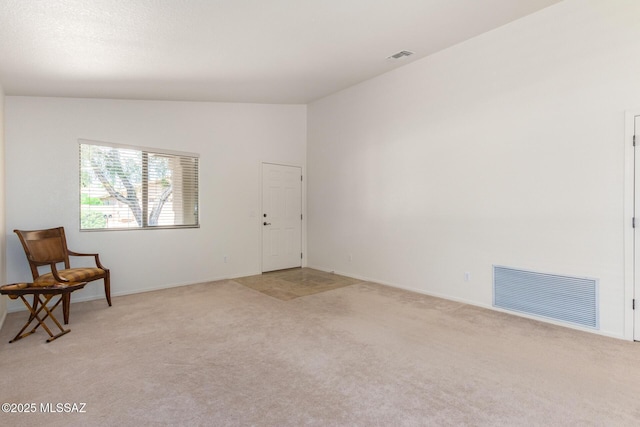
[1,271,640,426]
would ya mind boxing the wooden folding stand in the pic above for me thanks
[0,282,87,343]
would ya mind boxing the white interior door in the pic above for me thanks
[262,163,302,272]
[635,115,640,340]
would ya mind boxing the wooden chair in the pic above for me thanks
[14,227,111,324]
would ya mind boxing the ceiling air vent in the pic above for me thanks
[387,50,414,60]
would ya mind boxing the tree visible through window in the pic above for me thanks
[80,141,199,230]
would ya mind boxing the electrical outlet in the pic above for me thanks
[464,272,471,282]
[348,254,353,262]
[224,256,228,263]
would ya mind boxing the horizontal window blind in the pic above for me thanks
[79,140,199,230]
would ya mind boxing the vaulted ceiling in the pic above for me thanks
[0,0,563,104]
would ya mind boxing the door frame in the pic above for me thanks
[624,110,640,340]
[260,161,306,272]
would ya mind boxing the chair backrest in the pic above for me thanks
[14,227,71,280]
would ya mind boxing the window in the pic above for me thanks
[80,140,199,230]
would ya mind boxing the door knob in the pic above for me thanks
[263,222,271,226]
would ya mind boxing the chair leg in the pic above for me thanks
[31,294,39,322]
[63,293,70,325]
[104,271,112,306]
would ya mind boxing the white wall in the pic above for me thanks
[0,85,6,327]
[307,0,640,339]
[5,97,306,311]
